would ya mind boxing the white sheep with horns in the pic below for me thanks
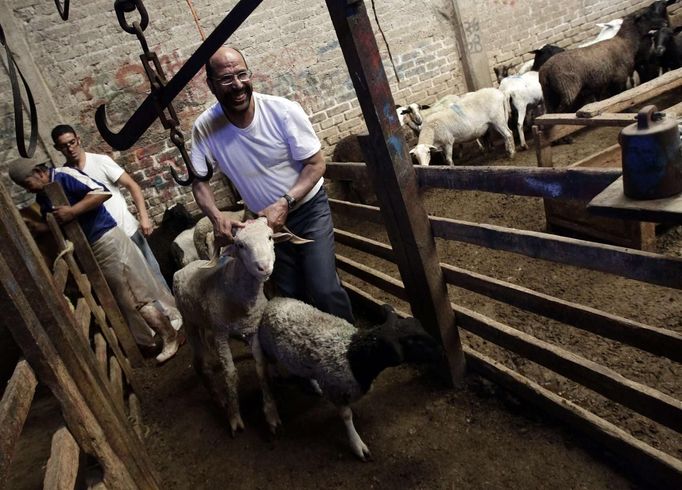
[173,217,309,434]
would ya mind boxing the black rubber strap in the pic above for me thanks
[54,0,70,20]
[0,23,38,159]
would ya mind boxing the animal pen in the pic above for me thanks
[1,0,681,488]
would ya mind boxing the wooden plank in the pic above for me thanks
[533,126,553,168]
[535,112,637,127]
[53,258,69,293]
[44,184,143,367]
[329,199,383,224]
[0,360,37,486]
[456,305,682,433]
[326,0,465,383]
[0,178,160,489]
[465,348,682,488]
[75,298,91,340]
[334,229,395,262]
[43,426,80,490]
[570,144,621,169]
[577,67,682,118]
[94,334,108,379]
[415,166,621,200]
[45,214,136,387]
[441,264,682,362]
[336,255,408,300]
[430,216,682,289]
[128,394,143,441]
[588,177,682,225]
[109,357,124,414]
[327,164,622,201]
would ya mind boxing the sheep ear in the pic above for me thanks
[409,148,416,155]
[379,304,397,327]
[273,226,313,244]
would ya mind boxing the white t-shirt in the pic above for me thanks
[191,92,323,213]
[79,153,139,237]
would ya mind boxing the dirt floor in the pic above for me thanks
[6,96,682,490]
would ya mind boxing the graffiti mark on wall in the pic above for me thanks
[463,19,483,54]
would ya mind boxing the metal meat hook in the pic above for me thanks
[168,129,213,185]
[95,0,263,150]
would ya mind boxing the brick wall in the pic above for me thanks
[1,0,679,222]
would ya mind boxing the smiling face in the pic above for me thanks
[206,47,254,126]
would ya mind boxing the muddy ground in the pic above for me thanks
[7,94,682,489]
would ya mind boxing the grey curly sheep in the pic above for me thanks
[258,298,442,460]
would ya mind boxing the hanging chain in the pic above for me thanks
[0,23,38,159]
[113,0,212,186]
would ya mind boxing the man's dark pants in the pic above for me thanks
[271,187,355,324]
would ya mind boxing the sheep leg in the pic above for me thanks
[444,142,455,166]
[339,405,371,461]
[138,303,179,364]
[213,328,244,435]
[516,104,528,150]
[250,335,281,434]
[491,122,516,160]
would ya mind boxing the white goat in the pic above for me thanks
[258,299,442,460]
[498,71,544,150]
[173,217,308,434]
[409,87,515,166]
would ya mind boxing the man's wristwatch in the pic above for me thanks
[282,193,296,209]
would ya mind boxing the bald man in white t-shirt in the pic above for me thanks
[190,46,353,324]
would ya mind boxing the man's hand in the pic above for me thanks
[139,216,154,236]
[259,197,289,231]
[51,205,76,224]
[212,213,246,247]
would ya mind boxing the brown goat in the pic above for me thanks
[539,2,670,113]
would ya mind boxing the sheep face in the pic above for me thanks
[381,318,443,365]
[409,144,436,166]
[232,218,276,280]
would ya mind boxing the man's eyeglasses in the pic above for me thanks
[55,138,79,151]
[211,70,252,87]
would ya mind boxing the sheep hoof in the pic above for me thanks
[265,408,282,434]
[520,144,528,151]
[228,415,245,437]
[354,443,372,462]
[268,418,281,435]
